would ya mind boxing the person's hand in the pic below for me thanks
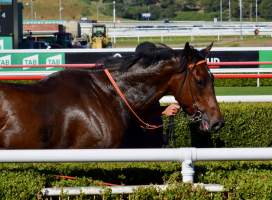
[162,104,181,116]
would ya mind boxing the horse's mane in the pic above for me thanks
[102,42,179,72]
[96,41,208,74]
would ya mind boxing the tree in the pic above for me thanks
[200,0,219,12]
[183,0,199,11]
[259,0,272,19]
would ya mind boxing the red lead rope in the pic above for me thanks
[104,69,163,130]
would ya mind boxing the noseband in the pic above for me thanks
[178,59,207,123]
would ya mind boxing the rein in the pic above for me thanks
[104,69,163,130]
[103,59,207,130]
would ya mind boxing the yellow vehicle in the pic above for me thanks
[90,24,112,48]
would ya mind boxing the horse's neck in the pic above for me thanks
[114,68,170,112]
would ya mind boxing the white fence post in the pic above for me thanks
[161,35,164,43]
[181,160,195,183]
[257,72,260,87]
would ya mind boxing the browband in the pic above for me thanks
[188,60,207,69]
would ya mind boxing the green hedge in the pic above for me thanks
[215,78,272,87]
[2,161,272,199]
[164,102,272,147]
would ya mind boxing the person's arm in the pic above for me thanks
[162,104,181,116]
[147,103,181,118]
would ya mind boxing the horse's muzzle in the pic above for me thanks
[189,111,224,132]
[211,119,225,132]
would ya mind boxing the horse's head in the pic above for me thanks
[168,42,224,132]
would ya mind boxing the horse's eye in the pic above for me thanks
[196,79,204,86]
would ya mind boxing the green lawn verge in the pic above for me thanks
[114,35,272,48]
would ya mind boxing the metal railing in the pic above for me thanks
[0,148,272,196]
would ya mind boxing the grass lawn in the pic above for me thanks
[215,86,272,95]
[114,35,272,48]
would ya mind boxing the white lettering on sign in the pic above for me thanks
[22,55,39,69]
[206,57,220,63]
[46,54,62,70]
[46,54,62,65]
[0,55,11,65]
[0,40,4,50]
[1,12,6,18]
[113,53,122,58]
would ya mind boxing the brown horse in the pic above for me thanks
[0,42,223,148]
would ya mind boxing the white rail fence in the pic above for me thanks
[1,148,272,196]
[79,21,272,41]
[160,95,272,103]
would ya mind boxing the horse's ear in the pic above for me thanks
[184,42,190,52]
[183,42,192,58]
[200,42,213,57]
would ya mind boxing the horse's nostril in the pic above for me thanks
[212,120,225,131]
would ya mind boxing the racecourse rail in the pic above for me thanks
[1,148,272,195]
[79,21,272,38]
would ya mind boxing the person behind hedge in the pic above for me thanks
[121,102,180,148]
[121,42,180,148]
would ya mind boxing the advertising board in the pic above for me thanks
[0,36,13,49]
[0,48,270,74]
[259,50,272,68]
[0,52,64,72]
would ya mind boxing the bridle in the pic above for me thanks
[103,59,207,129]
[177,59,207,123]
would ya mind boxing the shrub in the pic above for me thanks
[214,78,272,87]
[164,102,272,147]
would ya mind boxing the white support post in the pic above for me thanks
[181,160,195,183]
[161,35,164,43]
[257,72,260,87]
[190,33,194,42]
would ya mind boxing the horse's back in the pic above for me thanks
[0,70,126,149]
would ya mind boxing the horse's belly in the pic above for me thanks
[69,127,124,148]
[0,129,42,148]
